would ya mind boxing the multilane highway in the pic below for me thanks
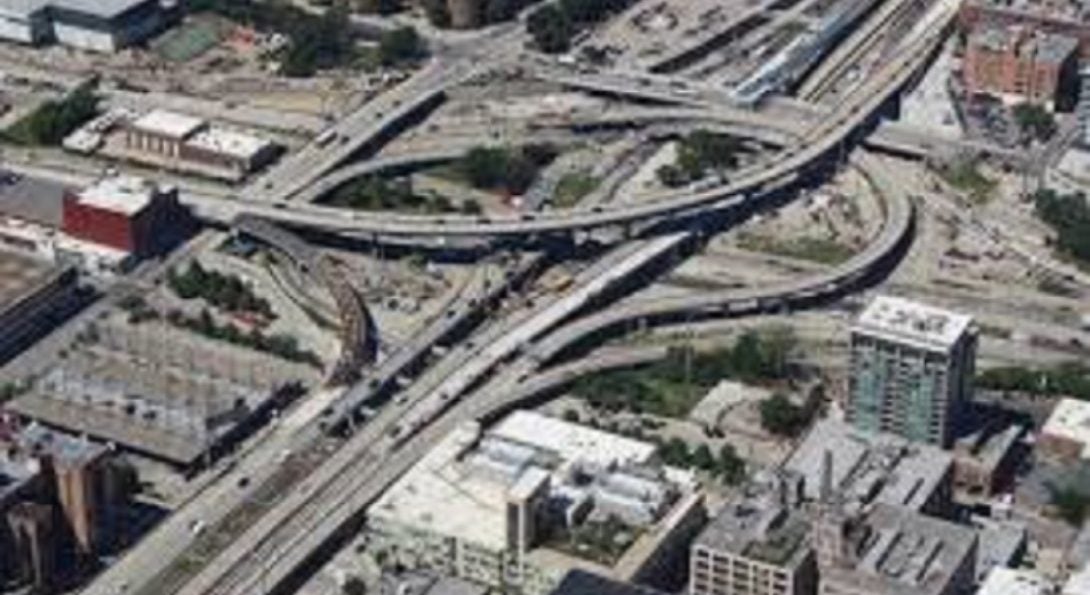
[183,2,954,243]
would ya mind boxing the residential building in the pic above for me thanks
[367,411,704,595]
[5,501,56,593]
[0,0,176,52]
[447,0,483,28]
[847,296,977,447]
[0,423,134,591]
[963,25,1078,109]
[410,0,483,28]
[1039,398,1090,462]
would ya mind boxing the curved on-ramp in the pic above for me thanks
[217,19,947,240]
[234,215,374,385]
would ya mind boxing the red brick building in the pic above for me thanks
[963,24,1078,108]
[960,0,1090,57]
[61,175,190,272]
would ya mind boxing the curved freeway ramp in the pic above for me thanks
[198,15,950,242]
[524,150,915,366]
[234,215,374,385]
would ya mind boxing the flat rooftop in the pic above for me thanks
[370,411,682,553]
[130,109,205,140]
[0,170,69,228]
[693,469,811,567]
[0,455,37,505]
[853,295,974,352]
[822,503,977,595]
[7,319,317,465]
[76,175,159,216]
[16,422,106,466]
[187,127,273,161]
[784,418,953,512]
[979,568,1050,595]
[1042,398,1090,458]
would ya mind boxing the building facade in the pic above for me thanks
[61,174,190,271]
[960,0,1090,57]
[847,296,976,447]
[118,110,280,181]
[963,25,1078,109]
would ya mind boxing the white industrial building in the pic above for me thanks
[367,411,705,595]
[0,0,176,52]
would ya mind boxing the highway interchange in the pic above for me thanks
[72,0,1084,593]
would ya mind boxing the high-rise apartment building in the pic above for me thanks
[847,296,976,447]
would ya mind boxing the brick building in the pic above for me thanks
[963,24,1079,108]
[119,110,279,181]
[61,174,192,272]
[960,0,1090,57]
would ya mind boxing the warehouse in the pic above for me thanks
[0,0,176,52]
[0,1,52,45]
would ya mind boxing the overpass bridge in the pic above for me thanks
[233,216,374,385]
[181,9,954,246]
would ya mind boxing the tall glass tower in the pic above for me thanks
[848,296,976,447]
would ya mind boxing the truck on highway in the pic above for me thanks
[314,129,338,147]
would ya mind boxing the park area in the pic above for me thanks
[153,15,234,63]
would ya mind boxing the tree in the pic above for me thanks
[1051,485,1090,527]
[421,0,451,27]
[692,444,715,471]
[461,147,509,189]
[717,444,746,484]
[527,5,573,54]
[759,393,807,437]
[659,437,690,467]
[730,332,767,381]
[378,26,426,67]
[6,80,100,145]
[656,164,687,188]
[1013,103,1056,143]
[342,577,368,595]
